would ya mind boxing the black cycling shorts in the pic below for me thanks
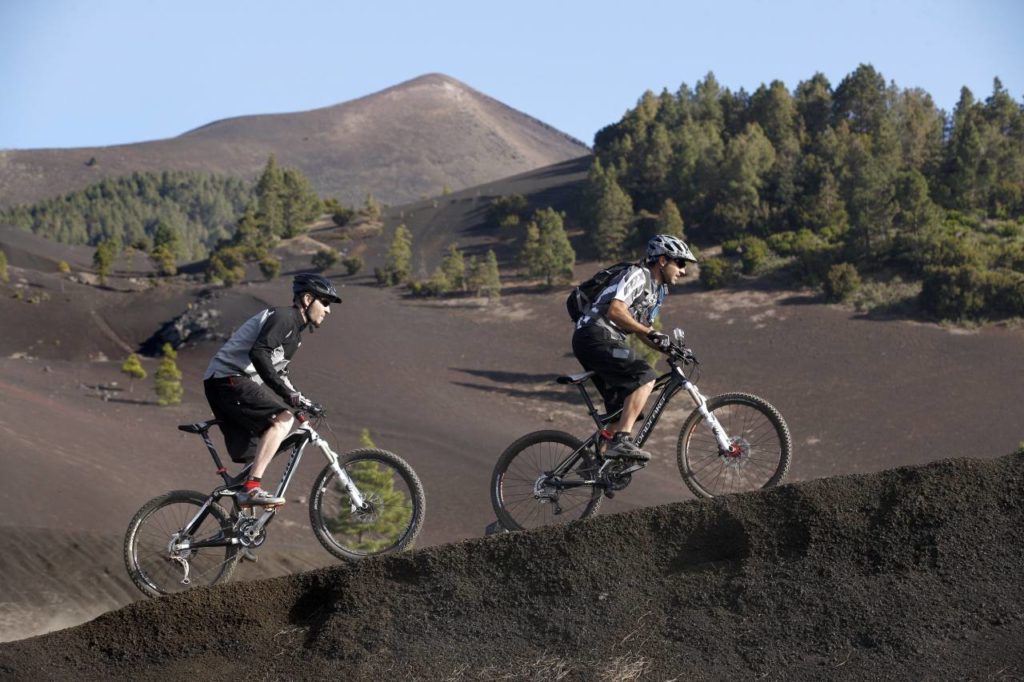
[571,323,657,415]
[204,376,291,462]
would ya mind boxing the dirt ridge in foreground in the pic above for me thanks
[2,451,1023,680]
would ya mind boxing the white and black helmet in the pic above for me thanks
[646,234,697,264]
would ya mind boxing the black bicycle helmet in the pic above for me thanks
[292,273,342,304]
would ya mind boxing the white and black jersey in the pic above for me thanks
[203,307,304,401]
[575,265,666,338]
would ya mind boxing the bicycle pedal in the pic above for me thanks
[603,490,615,499]
[240,548,259,563]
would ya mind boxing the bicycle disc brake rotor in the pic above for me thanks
[353,492,383,523]
[722,437,752,468]
[532,475,559,501]
[167,532,194,561]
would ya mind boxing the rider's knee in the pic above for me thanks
[269,411,294,431]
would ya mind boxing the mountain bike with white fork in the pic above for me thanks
[490,328,792,531]
[124,402,425,597]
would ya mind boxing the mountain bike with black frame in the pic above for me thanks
[490,328,791,531]
[124,402,425,597]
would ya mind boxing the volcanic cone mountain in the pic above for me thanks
[0,73,590,208]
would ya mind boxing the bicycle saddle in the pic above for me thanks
[177,419,223,434]
[556,371,595,385]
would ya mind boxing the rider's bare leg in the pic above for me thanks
[611,379,654,436]
[250,411,295,479]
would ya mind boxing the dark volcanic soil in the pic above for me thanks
[2,451,1022,681]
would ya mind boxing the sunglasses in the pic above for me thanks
[672,258,690,268]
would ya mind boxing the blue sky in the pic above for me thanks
[1,0,1022,150]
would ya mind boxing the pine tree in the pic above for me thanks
[711,123,776,238]
[154,343,183,406]
[519,208,575,286]
[281,168,322,238]
[150,244,177,276]
[92,240,118,284]
[363,193,382,222]
[382,224,413,285]
[0,249,7,283]
[256,155,285,238]
[465,255,482,295]
[654,198,685,239]
[591,169,635,260]
[440,244,466,291]
[326,456,412,552]
[120,353,147,393]
[481,249,502,300]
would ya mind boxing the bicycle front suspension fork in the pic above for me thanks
[684,383,733,452]
[315,439,368,510]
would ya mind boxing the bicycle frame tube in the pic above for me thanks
[577,363,733,455]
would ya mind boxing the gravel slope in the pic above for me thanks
[2,451,1022,680]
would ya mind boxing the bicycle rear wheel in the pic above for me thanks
[491,430,602,531]
[124,490,237,598]
[310,448,425,561]
[677,392,792,498]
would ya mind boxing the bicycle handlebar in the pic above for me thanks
[296,398,325,418]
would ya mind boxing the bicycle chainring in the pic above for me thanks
[234,516,267,548]
[602,462,635,491]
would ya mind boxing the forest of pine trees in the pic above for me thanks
[583,65,1024,321]
[0,171,253,260]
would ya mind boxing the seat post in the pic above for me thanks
[576,382,605,430]
[199,429,233,485]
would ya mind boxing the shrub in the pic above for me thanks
[57,260,71,274]
[721,239,742,257]
[823,263,862,302]
[739,236,769,275]
[919,266,987,320]
[311,248,339,272]
[342,256,364,276]
[699,257,734,290]
[331,206,355,227]
[206,246,246,285]
[154,343,183,406]
[767,231,799,256]
[259,256,281,280]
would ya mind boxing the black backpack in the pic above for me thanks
[566,262,633,322]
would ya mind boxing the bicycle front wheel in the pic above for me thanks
[123,490,237,598]
[677,392,792,498]
[310,448,425,561]
[491,430,602,532]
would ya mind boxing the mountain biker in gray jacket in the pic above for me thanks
[572,234,697,461]
[203,273,341,506]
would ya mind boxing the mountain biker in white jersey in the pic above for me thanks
[572,234,697,461]
[203,273,341,506]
